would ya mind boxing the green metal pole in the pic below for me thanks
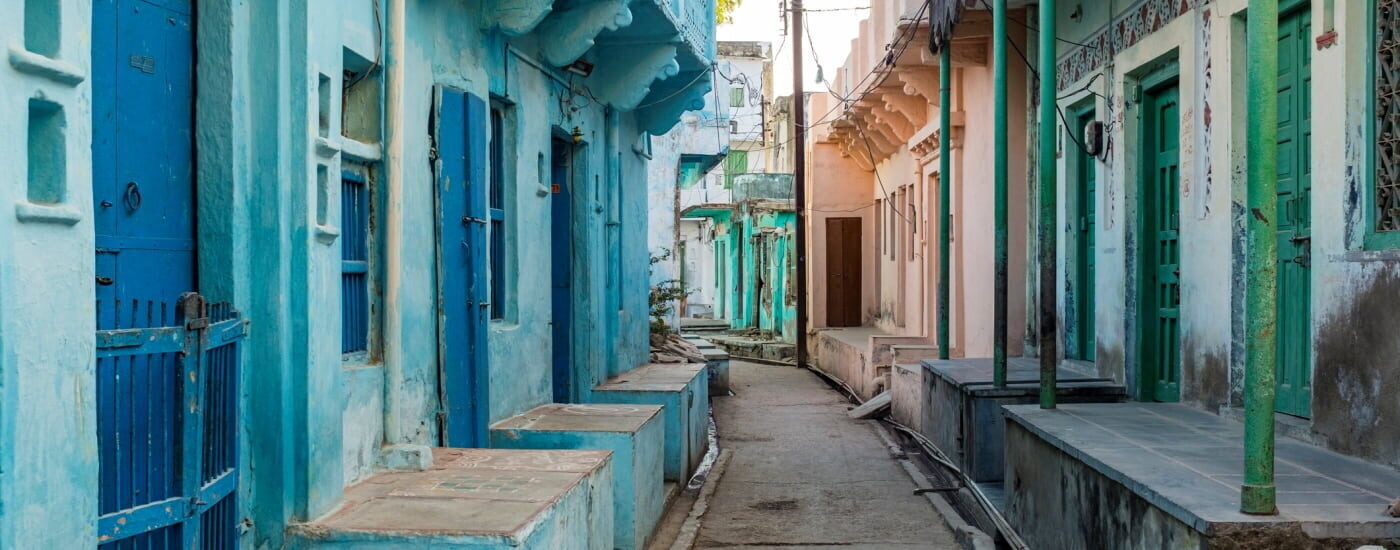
[938,44,953,361]
[993,0,1008,387]
[1037,0,1058,408]
[1243,0,1280,516]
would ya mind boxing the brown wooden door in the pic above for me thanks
[826,217,863,327]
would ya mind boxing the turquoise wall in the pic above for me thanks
[0,0,712,547]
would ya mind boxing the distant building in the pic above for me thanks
[805,0,1032,399]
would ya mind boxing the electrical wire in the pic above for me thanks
[853,115,913,225]
[976,0,1101,156]
[637,66,716,109]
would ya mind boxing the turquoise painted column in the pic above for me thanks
[1037,0,1058,408]
[938,44,952,361]
[993,0,1008,387]
[1243,0,1280,516]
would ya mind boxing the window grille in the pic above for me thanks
[1377,0,1400,231]
[489,106,508,319]
[341,170,370,355]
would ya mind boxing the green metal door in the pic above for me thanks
[1072,105,1097,361]
[1275,5,1313,418]
[1139,75,1181,402]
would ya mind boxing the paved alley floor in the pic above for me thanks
[695,361,958,549]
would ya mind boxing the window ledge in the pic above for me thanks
[341,137,382,163]
[315,137,341,159]
[15,201,81,226]
[315,223,340,244]
[8,47,85,87]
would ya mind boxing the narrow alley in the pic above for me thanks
[695,361,958,549]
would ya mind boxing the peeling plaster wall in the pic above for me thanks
[647,89,725,324]
[0,1,679,547]
[0,0,97,545]
[401,0,655,424]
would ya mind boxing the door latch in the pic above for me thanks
[124,182,143,212]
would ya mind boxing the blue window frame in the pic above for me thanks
[489,105,508,320]
[342,168,371,355]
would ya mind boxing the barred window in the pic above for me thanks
[341,168,373,356]
[1377,0,1400,232]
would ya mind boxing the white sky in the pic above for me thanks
[716,0,871,97]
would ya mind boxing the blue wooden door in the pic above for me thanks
[551,137,575,403]
[92,1,241,546]
[435,86,491,447]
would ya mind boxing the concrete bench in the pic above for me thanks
[908,357,1125,482]
[592,363,708,482]
[289,448,613,549]
[491,404,664,550]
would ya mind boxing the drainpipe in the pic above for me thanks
[992,0,1008,387]
[382,0,407,444]
[1243,0,1280,516]
[938,45,952,361]
[1037,0,1058,409]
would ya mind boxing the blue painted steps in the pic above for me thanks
[591,363,709,483]
[491,404,664,550]
[288,448,614,549]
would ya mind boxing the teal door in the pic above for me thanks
[1139,73,1181,402]
[1071,105,1097,361]
[1275,5,1313,418]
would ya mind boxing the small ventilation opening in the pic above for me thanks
[24,0,60,57]
[27,98,66,204]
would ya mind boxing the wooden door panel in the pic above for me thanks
[826,218,863,327]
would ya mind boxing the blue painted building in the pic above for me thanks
[0,0,714,548]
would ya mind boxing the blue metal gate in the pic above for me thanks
[96,294,245,548]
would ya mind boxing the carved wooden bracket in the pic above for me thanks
[896,69,939,104]
[537,0,633,67]
[591,44,680,110]
[481,0,556,36]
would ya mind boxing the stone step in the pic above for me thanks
[289,448,613,550]
[491,404,665,550]
[683,337,731,394]
[591,363,709,482]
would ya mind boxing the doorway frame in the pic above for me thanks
[1133,55,1183,403]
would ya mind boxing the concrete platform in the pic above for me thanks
[289,448,613,549]
[592,363,708,482]
[901,357,1125,482]
[490,404,664,550]
[679,318,729,333]
[683,337,731,394]
[1004,403,1400,548]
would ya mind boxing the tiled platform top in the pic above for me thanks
[923,357,1119,393]
[595,363,705,392]
[306,448,610,538]
[492,403,662,433]
[1005,403,1400,538]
